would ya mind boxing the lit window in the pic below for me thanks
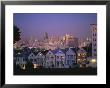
[77,59,80,61]
[18,52,20,54]
[91,59,96,63]
[78,53,80,56]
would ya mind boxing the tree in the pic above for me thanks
[14,25,21,44]
[26,60,33,71]
[83,43,92,57]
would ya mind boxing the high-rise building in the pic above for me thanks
[44,32,49,40]
[91,24,97,59]
[63,34,78,48]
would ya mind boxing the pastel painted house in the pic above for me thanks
[45,50,55,68]
[65,48,76,68]
[28,52,36,63]
[77,48,87,67]
[14,51,27,70]
[55,49,65,68]
[35,52,45,67]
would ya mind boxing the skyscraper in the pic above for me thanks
[44,32,49,40]
[91,24,97,59]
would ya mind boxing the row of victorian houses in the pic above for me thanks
[14,47,88,70]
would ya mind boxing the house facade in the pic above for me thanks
[65,48,76,68]
[14,47,91,69]
[55,49,65,68]
[14,52,27,70]
[45,50,55,68]
[77,48,87,67]
[28,52,36,64]
[36,52,45,67]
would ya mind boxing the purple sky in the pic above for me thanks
[14,13,97,40]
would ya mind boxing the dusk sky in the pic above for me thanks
[14,13,97,40]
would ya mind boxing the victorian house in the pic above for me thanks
[45,50,55,68]
[77,48,87,67]
[65,48,76,68]
[36,52,45,67]
[55,49,65,68]
[14,51,27,70]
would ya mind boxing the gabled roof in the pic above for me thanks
[54,49,65,55]
[46,50,54,55]
[32,51,39,56]
[41,50,49,55]
[77,48,87,53]
[66,47,76,54]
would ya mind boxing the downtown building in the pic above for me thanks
[91,24,97,59]
[90,24,97,67]
[63,34,78,48]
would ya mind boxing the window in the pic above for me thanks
[67,55,69,58]
[51,56,54,58]
[70,55,73,58]
[34,59,36,62]
[94,43,96,46]
[78,53,80,56]
[94,49,96,51]
[23,58,25,61]
[67,60,69,65]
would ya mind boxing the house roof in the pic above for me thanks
[41,50,49,55]
[77,48,87,53]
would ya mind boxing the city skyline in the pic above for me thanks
[13,14,97,75]
[14,13,97,39]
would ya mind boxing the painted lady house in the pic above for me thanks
[77,48,87,68]
[35,52,46,68]
[28,51,39,69]
[45,50,55,68]
[14,50,27,70]
[55,49,66,68]
[65,47,77,68]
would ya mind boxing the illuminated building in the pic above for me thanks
[63,34,78,48]
[91,24,97,67]
[45,50,55,68]
[79,37,91,48]
[65,47,76,68]
[14,51,27,70]
[55,49,65,68]
[91,24,97,58]
[36,52,45,67]
[77,48,87,68]
[44,32,49,41]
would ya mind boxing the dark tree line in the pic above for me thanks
[83,43,92,57]
[14,25,21,44]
